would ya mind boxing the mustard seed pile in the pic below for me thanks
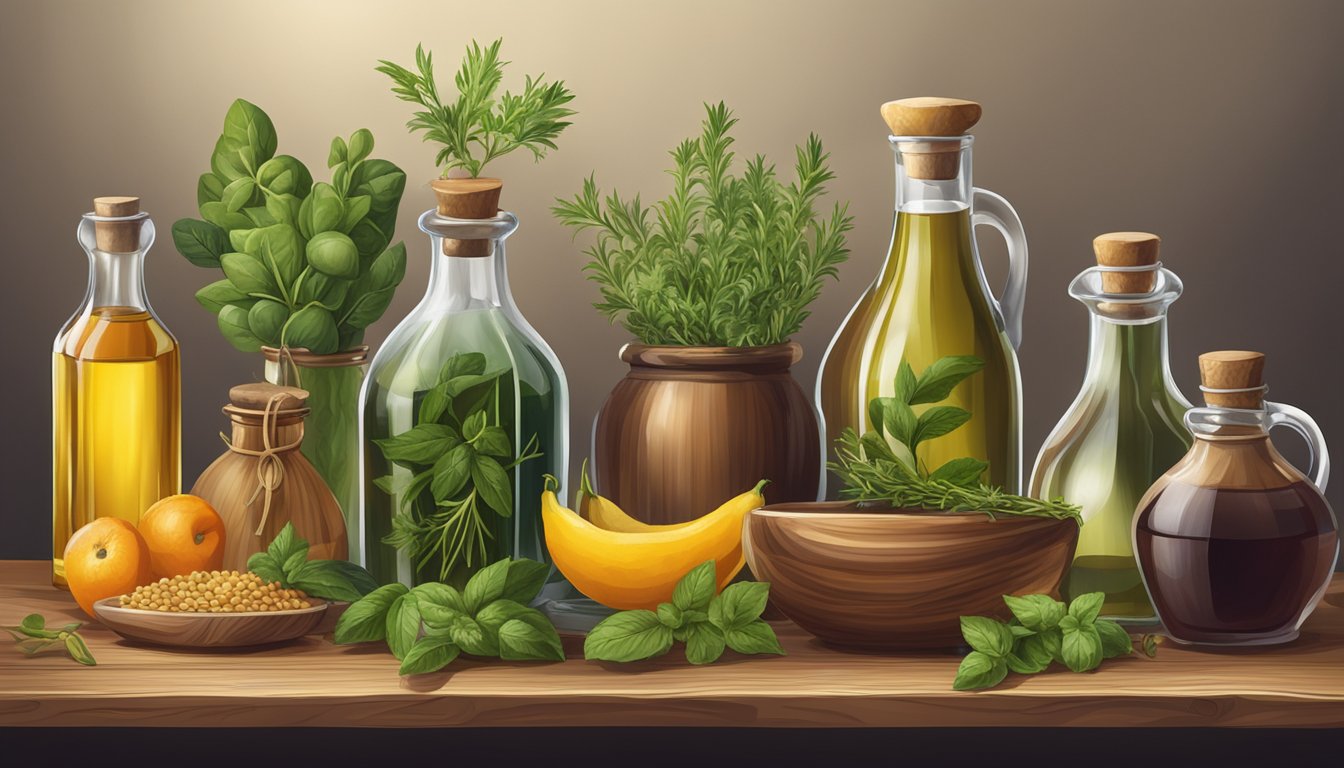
[118,570,313,613]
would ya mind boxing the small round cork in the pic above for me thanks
[881,98,981,181]
[228,383,310,411]
[1094,232,1161,294]
[1199,351,1265,409]
[93,196,142,253]
[431,178,503,258]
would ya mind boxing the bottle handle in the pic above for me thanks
[971,188,1028,349]
[1266,401,1330,491]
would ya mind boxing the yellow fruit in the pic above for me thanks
[542,478,768,610]
[64,517,154,616]
[576,462,696,533]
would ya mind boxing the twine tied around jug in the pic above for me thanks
[219,391,303,536]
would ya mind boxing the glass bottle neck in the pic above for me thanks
[418,209,519,311]
[1079,312,1179,397]
[891,135,973,213]
[77,214,154,312]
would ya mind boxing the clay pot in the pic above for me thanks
[593,343,821,524]
[743,502,1079,651]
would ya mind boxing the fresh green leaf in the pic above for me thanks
[220,252,278,295]
[472,456,513,518]
[725,621,786,656]
[1019,628,1062,668]
[385,592,422,661]
[348,128,375,164]
[447,615,499,657]
[62,633,97,666]
[247,299,289,346]
[1003,594,1067,632]
[685,622,726,665]
[266,522,305,564]
[671,560,717,613]
[413,581,468,613]
[584,610,674,663]
[195,279,248,314]
[283,305,339,354]
[472,426,512,457]
[20,615,44,632]
[500,559,551,605]
[201,201,253,231]
[463,559,511,614]
[431,443,474,501]
[1060,623,1103,673]
[333,583,408,644]
[399,635,459,676]
[297,182,344,239]
[376,424,460,466]
[1096,620,1133,658]
[198,172,225,206]
[172,218,229,268]
[497,619,565,662]
[912,406,973,449]
[307,231,361,279]
[217,304,263,352]
[1069,592,1106,625]
[953,651,1008,691]
[1142,634,1160,658]
[959,616,1014,658]
[708,581,769,632]
[910,356,984,405]
[328,136,348,168]
[656,603,684,629]
[247,552,284,584]
[289,561,365,602]
[475,599,544,637]
[928,457,989,487]
[882,400,918,447]
[894,362,918,404]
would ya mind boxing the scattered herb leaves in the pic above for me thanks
[247,522,378,602]
[3,614,96,666]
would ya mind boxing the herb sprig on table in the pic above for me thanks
[584,561,786,664]
[553,101,853,347]
[830,355,1082,522]
[954,592,1159,691]
[334,558,565,676]
[248,522,378,602]
[377,39,576,178]
[4,614,96,666]
[373,352,542,582]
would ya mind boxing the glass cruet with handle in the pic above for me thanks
[817,97,1027,496]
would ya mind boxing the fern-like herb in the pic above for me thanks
[830,355,1082,523]
[553,102,853,347]
[377,39,576,178]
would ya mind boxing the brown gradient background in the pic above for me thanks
[1,0,1340,560]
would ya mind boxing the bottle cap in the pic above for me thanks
[431,178,503,258]
[1093,232,1160,294]
[1199,351,1265,409]
[92,196,142,253]
[880,97,981,181]
[228,382,310,411]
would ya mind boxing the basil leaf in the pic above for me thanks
[418,387,450,424]
[882,399,918,447]
[307,231,361,279]
[685,622,726,665]
[959,616,1014,658]
[328,136,348,167]
[1060,624,1103,673]
[463,559,511,614]
[385,592,423,661]
[297,182,344,239]
[352,158,408,215]
[584,610,674,663]
[247,552,284,585]
[63,634,97,666]
[473,426,512,457]
[201,201,254,231]
[1002,594,1067,632]
[1142,634,1160,658]
[289,561,364,602]
[1068,592,1105,625]
[411,582,467,613]
[198,172,225,206]
[281,548,310,580]
[348,128,375,164]
[266,193,303,225]
[438,352,488,382]
[1006,651,1047,676]
[431,443,474,501]
[462,411,487,441]
[1058,614,1080,632]
[1096,620,1133,658]
[498,618,565,662]
[340,195,372,234]
[324,560,378,597]
[333,583,407,644]
[258,223,303,286]
[343,287,396,330]
[222,177,257,212]
[375,424,460,466]
[724,621,785,656]
[20,614,45,632]
[501,559,551,605]
[399,635,459,676]
[656,603,684,629]
[476,600,553,639]
[448,615,499,657]
[217,304,264,352]
[217,98,278,170]
[894,361,918,404]
[952,651,1008,691]
[283,305,339,355]
[247,299,289,346]
[912,406,972,448]
[195,279,247,314]
[929,457,989,487]
[256,154,312,197]
[418,602,471,630]
[267,522,304,564]
[708,581,770,632]
[1020,628,1061,668]
[910,356,984,405]
[296,271,350,309]
[220,252,278,295]
[172,218,229,268]
[472,456,513,518]
[671,560,717,613]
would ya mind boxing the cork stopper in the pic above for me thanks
[92,196,143,253]
[431,178,503,258]
[881,97,981,181]
[1199,351,1265,409]
[227,382,310,411]
[1094,232,1160,294]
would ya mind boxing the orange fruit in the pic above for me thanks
[64,517,153,616]
[138,494,226,579]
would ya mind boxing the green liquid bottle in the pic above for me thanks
[1030,233,1191,622]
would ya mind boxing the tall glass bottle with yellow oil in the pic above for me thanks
[817,98,1027,496]
[53,197,180,586]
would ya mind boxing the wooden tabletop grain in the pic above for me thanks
[2,560,1342,728]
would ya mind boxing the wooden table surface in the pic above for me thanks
[2,560,1343,728]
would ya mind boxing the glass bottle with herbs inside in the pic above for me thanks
[363,40,585,622]
[817,97,1027,496]
[53,196,180,587]
[1030,233,1192,621]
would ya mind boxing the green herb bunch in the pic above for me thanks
[248,522,378,602]
[584,561,786,664]
[954,592,1159,691]
[373,352,542,583]
[553,102,854,347]
[173,99,408,354]
[334,558,565,676]
[4,614,96,666]
[377,39,576,178]
[830,355,1082,522]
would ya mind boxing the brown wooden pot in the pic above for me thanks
[593,342,821,524]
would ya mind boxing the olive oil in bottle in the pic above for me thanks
[52,197,180,586]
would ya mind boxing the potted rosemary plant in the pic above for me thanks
[553,103,853,523]
[172,99,408,553]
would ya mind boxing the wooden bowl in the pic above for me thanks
[92,597,329,648]
[743,502,1079,651]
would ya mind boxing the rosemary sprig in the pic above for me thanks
[829,355,1082,522]
[377,39,576,178]
[553,101,853,347]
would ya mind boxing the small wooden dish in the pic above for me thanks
[92,597,329,648]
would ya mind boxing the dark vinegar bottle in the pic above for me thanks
[1134,351,1337,646]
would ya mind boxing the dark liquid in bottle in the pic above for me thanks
[1135,482,1338,644]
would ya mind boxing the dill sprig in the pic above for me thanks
[377,39,576,178]
[552,102,853,347]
